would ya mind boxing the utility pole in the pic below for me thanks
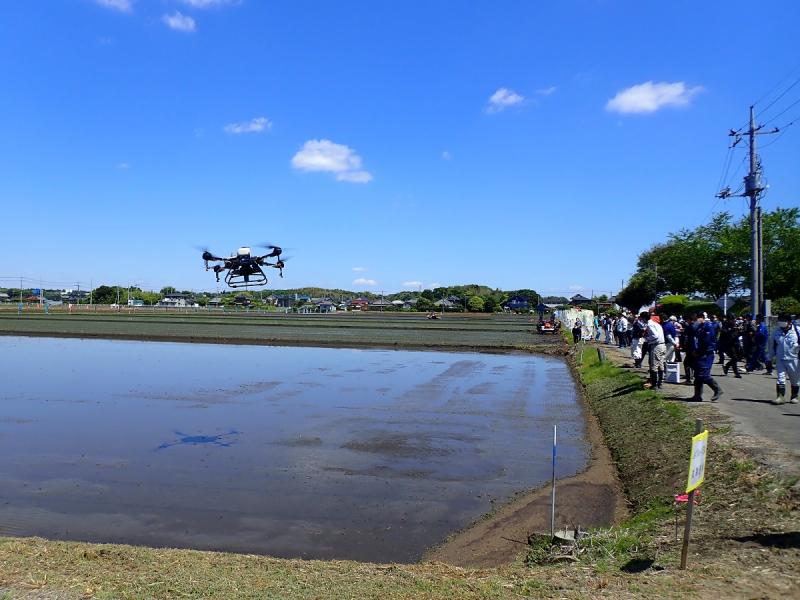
[721,106,778,317]
[654,262,658,306]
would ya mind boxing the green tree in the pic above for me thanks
[415,297,434,312]
[91,285,124,304]
[160,286,177,295]
[467,296,485,312]
[625,207,800,304]
[616,271,656,311]
[140,291,161,305]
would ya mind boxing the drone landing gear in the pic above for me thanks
[225,269,268,288]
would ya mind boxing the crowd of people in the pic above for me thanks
[593,311,800,405]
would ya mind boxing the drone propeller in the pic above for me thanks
[257,243,287,259]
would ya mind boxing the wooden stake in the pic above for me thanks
[680,418,703,569]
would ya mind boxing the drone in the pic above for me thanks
[201,244,286,288]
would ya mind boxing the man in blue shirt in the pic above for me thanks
[690,312,723,402]
[748,315,772,374]
[709,314,723,365]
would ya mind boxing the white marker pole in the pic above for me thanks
[551,424,557,538]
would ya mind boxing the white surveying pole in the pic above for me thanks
[550,424,557,538]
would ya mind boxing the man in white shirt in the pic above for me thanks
[616,315,629,349]
[646,314,667,389]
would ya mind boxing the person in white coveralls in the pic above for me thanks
[770,314,800,405]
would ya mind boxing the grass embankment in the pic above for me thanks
[536,346,800,595]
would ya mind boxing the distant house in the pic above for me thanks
[158,293,194,308]
[403,298,418,310]
[61,289,88,303]
[0,292,10,303]
[570,294,592,306]
[317,301,336,313]
[434,299,456,310]
[233,295,251,307]
[297,303,316,314]
[349,298,370,311]
[208,297,223,307]
[127,298,144,307]
[369,298,393,310]
[274,295,293,308]
[504,296,530,312]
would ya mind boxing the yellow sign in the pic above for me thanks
[686,430,709,493]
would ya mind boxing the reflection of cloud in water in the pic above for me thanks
[118,380,282,404]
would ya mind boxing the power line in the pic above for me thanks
[755,76,800,119]
[762,96,800,126]
[752,61,800,107]
[759,121,796,151]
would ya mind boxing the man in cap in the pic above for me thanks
[689,311,723,402]
[645,314,667,389]
[769,314,800,405]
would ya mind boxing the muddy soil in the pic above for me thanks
[425,392,627,567]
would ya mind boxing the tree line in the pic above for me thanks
[616,207,800,314]
[3,284,548,313]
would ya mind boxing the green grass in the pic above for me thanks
[578,349,694,512]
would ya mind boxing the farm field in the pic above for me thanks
[0,310,559,351]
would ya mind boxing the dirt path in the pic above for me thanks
[425,390,627,567]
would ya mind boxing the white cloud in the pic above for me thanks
[291,139,372,184]
[352,267,367,272]
[162,11,196,32]
[427,282,441,289]
[224,117,271,134]
[336,170,372,183]
[402,281,423,288]
[95,0,132,13]
[353,278,377,286]
[486,87,524,113]
[117,162,130,170]
[441,151,452,160]
[180,0,234,7]
[606,81,702,114]
[536,86,557,96]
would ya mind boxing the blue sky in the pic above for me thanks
[1,0,798,295]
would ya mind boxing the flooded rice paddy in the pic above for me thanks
[0,336,588,562]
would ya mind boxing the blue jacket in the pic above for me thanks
[710,320,721,337]
[755,323,769,345]
[691,321,717,355]
[663,321,677,344]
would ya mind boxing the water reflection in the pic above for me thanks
[0,336,587,562]
[157,430,240,450]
